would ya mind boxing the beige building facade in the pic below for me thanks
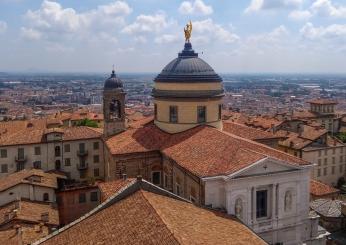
[0,128,104,182]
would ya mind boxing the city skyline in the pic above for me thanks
[0,0,346,73]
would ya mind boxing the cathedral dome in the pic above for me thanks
[104,70,123,90]
[152,40,224,134]
[154,42,222,83]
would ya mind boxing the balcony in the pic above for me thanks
[77,150,88,157]
[77,162,88,170]
[15,155,27,163]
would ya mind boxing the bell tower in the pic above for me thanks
[103,69,126,137]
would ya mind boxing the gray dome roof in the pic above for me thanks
[104,70,123,90]
[155,43,222,83]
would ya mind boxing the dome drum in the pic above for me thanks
[152,88,224,99]
[152,41,224,134]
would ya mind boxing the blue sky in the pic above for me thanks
[0,0,346,73]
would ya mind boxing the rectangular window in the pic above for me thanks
[154,104,157,120]
[79,143,85,152]
[333,148,336,154]
[317,169,321,177]
[152,171,161,185]
[197,106,206,123]
[323,167,327,176]
[0,149,6,158]
[93,155,100,164]
[324,149,328,155]
[341,156,344,163]
[340,165,343,173]
[93,142,99,150]
[64,158,71,166]
[79,193,86,203]
[64,144,70,153]
[80,171,86,179]
[256,190,268,219]
[318,150,321,157]
[169,106,178,123]
[324,158,327,165]
[332,157,335,164]
[94,168,99,177]
[34,146,41,155]
[18,148,24,159]
[332,166,335,174]
[33,161,41,169]
[218,104,222,120]
[318,159,321,166]
[1,164,8,173]
[90,191,98,202]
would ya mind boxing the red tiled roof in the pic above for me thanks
[0,169,65,192]
[223,121,280,140]
[310,180,340,197]
[97,178,136,201]
[36,182,266,245]
[0,200,59,226]
[0,126,102,146]
[0,226,49,245]
[106,123,309,178]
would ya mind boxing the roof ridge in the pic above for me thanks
[139,191,181,244]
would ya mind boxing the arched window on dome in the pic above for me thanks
[109,99,121,119]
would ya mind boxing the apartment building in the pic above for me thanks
[0,125,104,182]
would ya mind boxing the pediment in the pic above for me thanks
[230,158,302,179]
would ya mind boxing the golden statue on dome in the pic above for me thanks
[184,20,192,43]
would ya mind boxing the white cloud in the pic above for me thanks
[122,13,169,34]
[20,27,42,40]
[155,34,180,44]
[22,0,132,41]
[289,10,312,20]
[310,0,346,18]
[193,19,239,43]
[245,0,303,13]
[300,22,346,40]
[247,25,289,44]
[0,21,7,34]
[179,0,213,15]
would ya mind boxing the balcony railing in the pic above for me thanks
[77,162,88,170]
[77,150,88,157]
[15,155,27,163]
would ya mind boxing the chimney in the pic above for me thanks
[122,173,127,180]
[136,175,142,182]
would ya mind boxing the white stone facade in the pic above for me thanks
[204,158,327,245]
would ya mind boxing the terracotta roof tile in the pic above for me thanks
[0,226,49,245]
[97,178,136,201]
[106,123,309,178]
[0,200,59,226]
[310,180,340,197]
[36,184,265,245]
[0,126,102,147]
[223,121,280,140]
[0,169,64,192]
